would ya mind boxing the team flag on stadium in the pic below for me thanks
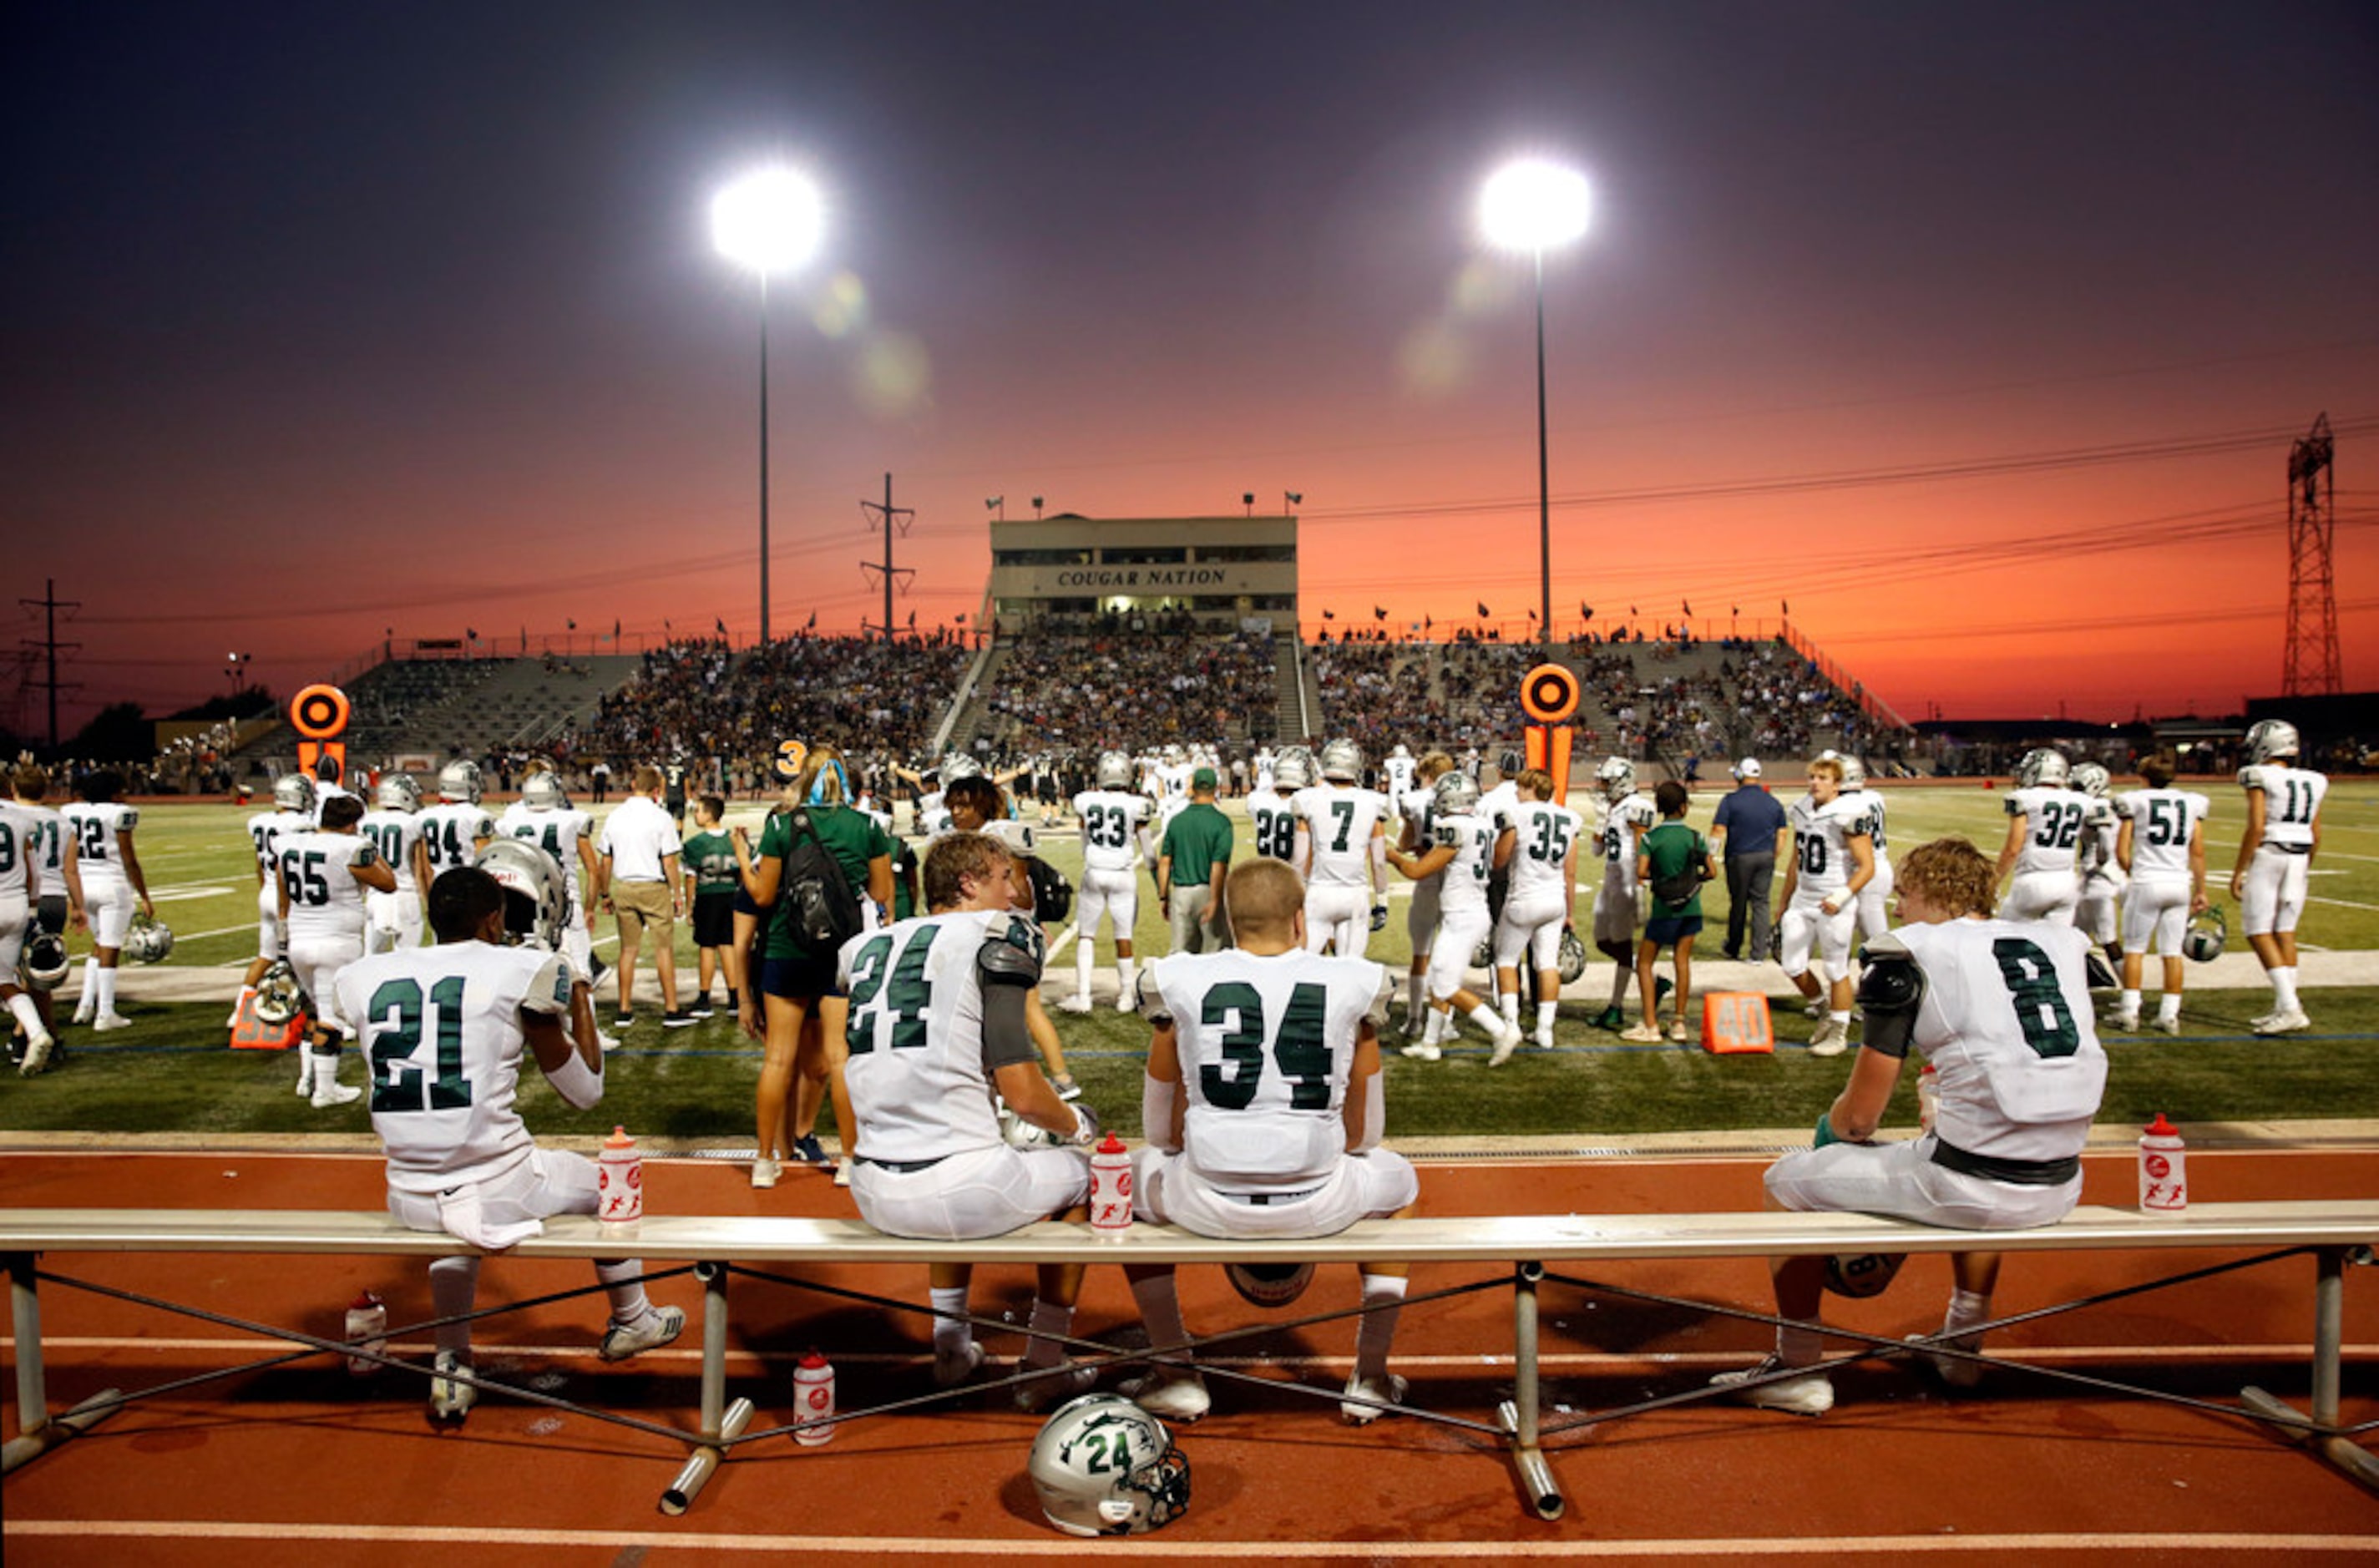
[1476,602,1490,618]
[908,609,918,628]
[1374,605,1386,620]
[613,617,622,639]
[806,610,817,630]
[1322,609,1334,620]
[1683,599,1692,615]
[1781,599,1790,615]
[1424,615,1433,630]
[1581,601,1592,620]
[567,618,577,630]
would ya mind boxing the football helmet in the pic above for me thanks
[1824,1252,1906,1299]
[252,959,305,1025]
[1556,926,1587,984]
[273,773,318,815]
[375,774,423,812]
[1318,738,1363,783]
[1224,1261,1315,1309]
[2244,720,2300,765]
[1390,742,1411,760]
[1433,771,1481,817]
[1820,751,1867,790]
[474,838,570,951]
[1096,751,1135,790]
[1273,750,1314,791]
[20,931,69,992]
[2184,903,2227,964]
[1028,1393,1191,1538]
[1596,756,1637,801]
[521,771,569,811]
[438,760,484,804]
[2013,748,2070,790]
[943,753,982,782]
[124,913,175,964]
[2071,761,2111,798]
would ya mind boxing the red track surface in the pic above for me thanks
[4,1146,2376,1564]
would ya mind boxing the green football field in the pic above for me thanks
[6,781,2374,1145]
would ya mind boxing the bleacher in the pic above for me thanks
[231,655,642,772]
[960,629,1283,754]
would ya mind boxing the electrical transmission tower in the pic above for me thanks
[860,473,916,641]
[18,578,82,751]
[2282,412,2340,697]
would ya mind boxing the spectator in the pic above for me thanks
[1712,758,1787,963]
[597,765,689,1029]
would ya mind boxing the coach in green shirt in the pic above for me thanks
[1159,767,1235,954]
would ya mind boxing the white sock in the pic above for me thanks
[2274,968,2299,1009]
[1944,1287,1991,1342]
[2158,992,2182,1022]
[595,1258,651,1323]
[427,1255,480,1358]
[1075,938,1093,1000]
[8,994,43,1038]
[1353,1273,1408,1383]
[1116,959,1136,1004]
[1499,992,1520,1027]
[1023,1299,1075,1369]
[2119,989,2141,1014]
[95,967,119,1014]
[929,1286,971,1359]
[1465,1001,1505,1038]
[1829,1009,1851,1026]
[77,959,99,1014]
[1777,1320,1825,1368]
[1423,1007,1447,1046]
[1536,1000,1558,1036]
[1129,1275,1192,1359]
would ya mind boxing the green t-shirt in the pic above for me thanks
[1640,819,1708,918]
[1160,802,1235,888]
[756,804,895,959]
[681,829,739,895]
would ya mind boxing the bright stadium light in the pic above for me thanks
[1477,156,1592,646]
[711,166,827,645]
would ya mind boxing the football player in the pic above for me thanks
[1243,749,1304,867]
[2070,762,2124,967]
[1994,748,2083,925]
[337,861,682,1423]
[359,773,433,956]
[497,771,600,989]
[233,772,318,1028]
[0,792,58,1073]
[1065,751,1156,1014]
[837,831,1103,1409]
[2230,720,2327,1034]
[1381,742,1418,807]
[8,765,73,1050]
[1774,755,1875,1055]
[1825,753,1894,948]
[1394,751,1455,1036]
[417,761,497,887]
[1713,837,2105,1415]
[1386,771,1522,1063]
[1291,739,1389,959]
[1587,757,1659,1030]
[1492,767,1582,1050]
[1121,856,1423,1426]
[2111,756,2209,1034]
[280,792,397,1105]
[61,769,153,1032]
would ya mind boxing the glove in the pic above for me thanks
[1369,901,1389,933]
[1819,893,1844,916]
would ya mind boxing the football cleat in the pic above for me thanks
[429,1350,477,1421]
[2183,904,2227,964]
[375,773,423,812]
[123,913,175,964]
[437,760,484,804]
[1432,770,1481,817]
[599,1304,686,1362]
[1595,756,1637,801]
[520,771,569,811]
[1339,1371,1408,1426]
[1028,1393,1191,1536]
[2243,719,2300,766]
[2071,761,2112,798]
[474,838,572,951]
[1120,1368,1211,1424]
[2013,747,2070,790]
[1711,1356,1833,1415]
[273,773,319,815]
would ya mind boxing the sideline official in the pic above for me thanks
[1711,757,1786,963]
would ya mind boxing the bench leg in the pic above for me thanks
[3,1253,119,1476]
[1496,1260,1564,1520]
[2241,1246,2379,1492]
[655,1260,742,1515]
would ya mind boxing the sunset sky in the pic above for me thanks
[7,2,2376,735]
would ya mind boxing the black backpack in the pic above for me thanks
[1026,856,1074,924]
[776,808,866,952]
[1648,832,1709,908]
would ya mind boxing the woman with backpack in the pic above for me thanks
[733,745,896,1188]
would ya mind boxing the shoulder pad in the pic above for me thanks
[2004,794,2027,816]
[352,839,379,867]
[977,918,1044,986]
[1854,937,1925,1057]
[2236,766,2262,790]
[119,807,139,829]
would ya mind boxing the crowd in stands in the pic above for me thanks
[974,631,1280,752]
[1309,641,1436,754]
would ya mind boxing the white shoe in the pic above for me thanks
[429,1350,477,1422]
[311,1080,364,1108]
[2153,1014,2182,1035]
[1339,1371,1408,1426]
[2253,1005,2311,1035]
[597,1032,621,1054]
[751,1157,782,1190]
[2107,1010,2140,1034]
[1711,1355,1834,1415]
[1057,995,1093,1015]
[1013,1360,1097,1413]
[91,1013,133,1033]
[1488,1025,1525,1067]
[1620,1022,1664,1044]
[933,1338,986,1388]
[1115,992,1138,1015]
[600,1304,686,1362]
[1803,998,1825,1020]
[833,1157,853,1188]
[72,996,95,1025]
[1400,1040,1441,1062]
[18,1029,54,1076]
[1122,1367,1210,1423]
[1808,1018,1850,1056]
[1905,1333,1984,1390]
[1532,1028,1556,1051]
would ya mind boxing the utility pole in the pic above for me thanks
[2282,412,2340,696]
[18,578,81,751]
[860,473,915,641]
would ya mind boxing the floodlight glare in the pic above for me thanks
[711,168,825,276]
[1480,159,1591,254]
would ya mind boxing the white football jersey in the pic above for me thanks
[1253,750,1277,792]
[1597,794,1658,888]
[2076,797,2121,881]
[1074,789,1152,873]
[341,939,575,1195]
[15,802,64,883]
[359,808,427,895]
[1382,754,1416,802]
[2239,764,2326,850]
[1244,787,1298,863]
[62,802,139,882]
[838,908,1046,1165]
[2116,788,2209,881]
[1429,812,1499,914]
[1150,947,1387,1192]
[1786,793,1868,898]
[279,830,380,941]
[1293,784,1387,888]
[1477,779,1521,837]
[498,805,593,906]
[1880,919,2107,1164]
[2005,787,2088,877]
[247,807,315,877]
[417,802,496,882]
[1158,761,1195,806]
[1506,800,1582,900]
[0,804,38,905]
[1848,788,1892,863]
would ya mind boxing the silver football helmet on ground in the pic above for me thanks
[1029,1393,1191,1537]
[1273,749,1314,791]
[521,771,569,811]
[375,774,423,812]
[273,773,318,815]
[1433,771,1481,817]
[1096,751,1135,790]
[2014,748,2070,790]
[252,959,305,1025]
[124,913,175,964]
[2184,904,2228,964]
[1319,738,1363,782]
[21,932,70,992]
[2244,720,2300,765]
[2071,761,2112,797]
[438,760,484,804]
[1596,756,1637,801]
[474,838,570,951]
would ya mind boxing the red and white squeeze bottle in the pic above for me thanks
[1916,1062,1940,1135]
[599,1125,644,1227]
[345,1289,387,1378]
[2139,1112,2187,1212]
[1090,1133,1134,1241]
[792,1348,836,1446]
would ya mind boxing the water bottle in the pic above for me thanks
[1089,1133,1134,1241]
[2139,1112,2187,1212]
[345,1289,387,1378]
[792,1348,836,1446]
[1916,1063,1940,1135]
[599,1125,644,1227]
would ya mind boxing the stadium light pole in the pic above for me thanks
[711,167,826,646]
[1480,159,1591,649]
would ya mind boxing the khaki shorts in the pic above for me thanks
[612,878,675,941]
